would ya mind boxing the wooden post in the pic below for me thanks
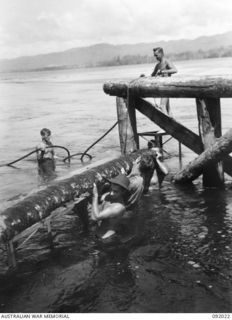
[127,90,139,150]
[173,129,232,184]
[196,98,224,186]
[116,95,138,155]
[155,134,163,148]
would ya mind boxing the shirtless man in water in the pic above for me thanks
[91,174,130,239]
[36,128,56,178]
[90,151,168,240]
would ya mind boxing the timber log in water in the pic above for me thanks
[173,129,232,184]
[0,150,148,243]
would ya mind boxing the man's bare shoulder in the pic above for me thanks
[100,202,125,219]
[164,57,176,68]
[103,201,125,212]
[37,142,45,149]
[110,202,125,211]
[164,57,172,64]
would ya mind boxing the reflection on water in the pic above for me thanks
[0,169,231,313]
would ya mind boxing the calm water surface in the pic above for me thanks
[0,58,232,312]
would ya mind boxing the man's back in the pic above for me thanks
[127,175,144,209]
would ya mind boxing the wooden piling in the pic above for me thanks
[196,98,224,186]
[116,95,138,155]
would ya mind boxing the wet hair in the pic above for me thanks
[153,47,164,55]
[40,128,51,137]
[139,153,155,174]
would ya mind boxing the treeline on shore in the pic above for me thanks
[12,45,232,72]
[98,46,232,67]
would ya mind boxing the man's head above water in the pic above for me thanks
[106,174,130,203]
[40,128,52,142]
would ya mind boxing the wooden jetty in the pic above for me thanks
[1,74,232,268]
[104,75,232,187]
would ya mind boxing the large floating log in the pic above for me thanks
[103,76,232,98]
[173,129,232,184]
[0,151,147,242]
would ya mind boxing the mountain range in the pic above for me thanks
[1,31,232,72]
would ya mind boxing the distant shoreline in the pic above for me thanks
[1,54,232,74]
[1,31,232,73]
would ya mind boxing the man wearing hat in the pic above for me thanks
[91,174,130,239]
[90,151,168,240]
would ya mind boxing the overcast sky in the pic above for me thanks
[0,0,232,59]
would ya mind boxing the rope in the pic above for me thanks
[1,121,119,168]
[0,149,38,167]
[63,120,118,163]
[0,145,71,168]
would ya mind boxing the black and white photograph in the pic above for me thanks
[0,0,232,317]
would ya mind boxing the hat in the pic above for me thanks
[107,174,130,191]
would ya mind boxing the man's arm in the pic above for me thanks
[161,59,177,76]
[155,151,169,175]
[91,183,125,221]
[154,152,169,187]
[156,157,169,175]
[151,63,159,77]
[36,143,45,160]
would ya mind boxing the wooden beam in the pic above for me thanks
[116,96,138,154]
[127,91,139,150]
[196,98,224,186]
[173,129,232,184]
[135,97,203,154]
[103,76,232,98]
